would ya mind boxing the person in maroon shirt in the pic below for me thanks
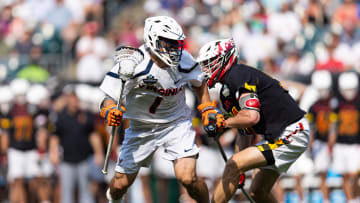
[332,72,360,202]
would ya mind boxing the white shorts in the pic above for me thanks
[286,151,314,175]
[332,143,360,174]
[115,119,199,174]
[152,146,176,178]
[257,117,310,174]
[312,140,330,173]
[196,145,225,179]
[7,148,53,181]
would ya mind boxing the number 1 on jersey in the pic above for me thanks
[149,96,163,114]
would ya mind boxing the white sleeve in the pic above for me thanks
[189,64,205,87]
[180,51,205,87]
[99,63,126,101]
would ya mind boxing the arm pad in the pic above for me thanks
[239,93,260,112]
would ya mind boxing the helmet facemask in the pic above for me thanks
[340,88,358,101]
[156,37,184,67]
[199,45,236,88]
[200,54,225,86]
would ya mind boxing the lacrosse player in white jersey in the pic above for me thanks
[99,16,225,203]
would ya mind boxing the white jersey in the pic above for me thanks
[100,45,204,125]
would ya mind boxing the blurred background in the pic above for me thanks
[0,0,360,203]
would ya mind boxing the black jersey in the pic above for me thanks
[8,103,36,151]
[307,98,337,142]
[335,97,360,144]
[54,109,94,163]
[220,64,306,141]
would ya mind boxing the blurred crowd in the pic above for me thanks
[0,0,360,203]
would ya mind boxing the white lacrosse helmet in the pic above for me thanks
[0,86,14,103]
[197,38,238,88]
[26,84,50,105]
[144,16,185,67]
[338,72,359,90]
[0,86,13,114]
[311,70,332,90]
[311,70,332,99]
[75,84,92,111]
[10,78,30,95]
[338,72,359,100]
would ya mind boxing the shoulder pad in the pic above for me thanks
[178,50,198,73]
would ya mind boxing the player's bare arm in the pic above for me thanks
[100,95,116,108]
[225,92,260,129]
[193,80,211,103]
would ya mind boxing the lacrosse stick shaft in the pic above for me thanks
[215,137,228,162]
[214,137,255,203]
[102,46,144,175]
[102,80,126,175]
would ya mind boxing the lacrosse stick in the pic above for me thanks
[102,46,144,175]
[207,114,255,203]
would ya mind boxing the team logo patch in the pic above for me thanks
[143,74,158,84]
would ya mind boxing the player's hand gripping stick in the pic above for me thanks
[102,46,144,175]
[207,114,255,203]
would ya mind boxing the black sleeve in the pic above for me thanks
[86,112,95,135]
[54,113,63,137]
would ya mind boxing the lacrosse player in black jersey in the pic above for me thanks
[196,38,310,203]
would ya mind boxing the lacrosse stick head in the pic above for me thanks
[114,46,144,81]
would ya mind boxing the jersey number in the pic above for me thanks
[149,96,163,114]
[14,116,33,141]
[316,110,330,135]
[338,109,358,136]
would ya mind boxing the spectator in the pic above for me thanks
[49,88,103,203]
[303,0,329,26]
[315,34,346,72]
[267,2,301,43]
[333,0,359,27]
[75,21,108,83]
[14,30,33,55]
[0,6,12,38]
[16,46,50,83]
[45,0,73,30]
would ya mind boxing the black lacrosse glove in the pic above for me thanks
[203,113,225,137]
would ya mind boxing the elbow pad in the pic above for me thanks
[239,93,260,112]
